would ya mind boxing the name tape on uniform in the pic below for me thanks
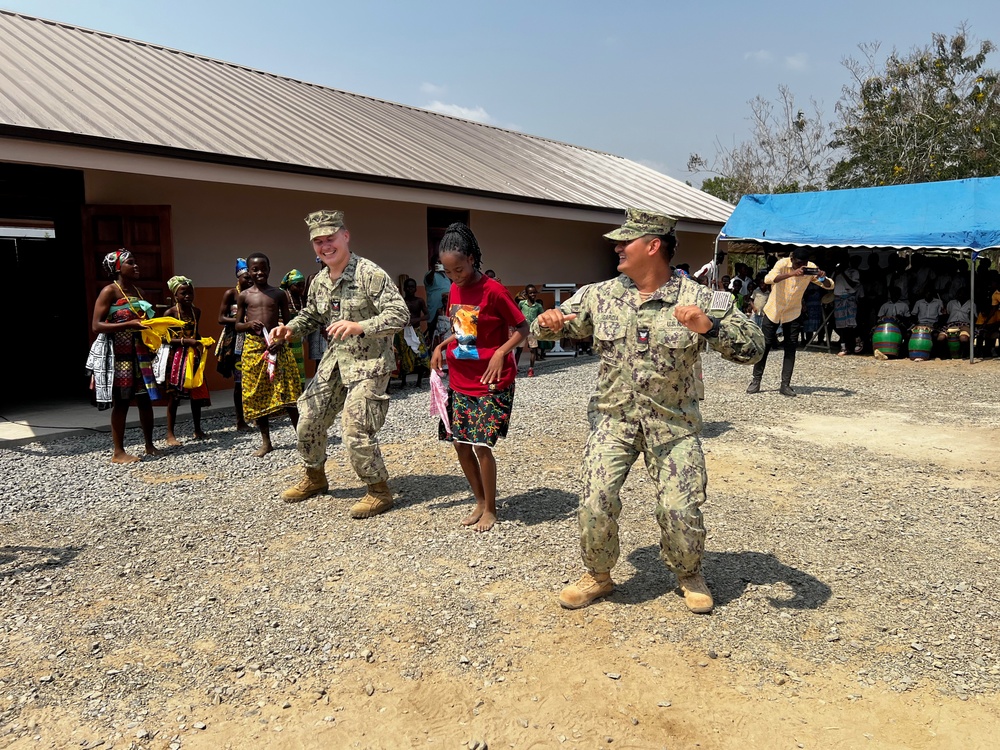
[709,291,733,314]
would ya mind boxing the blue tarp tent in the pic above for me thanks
[718,177,1000,363]
[719,176,1000,251]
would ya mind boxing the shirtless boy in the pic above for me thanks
[236,253,302,456]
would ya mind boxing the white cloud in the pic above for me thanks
[420,82,447,96]
[424,100,495,125]
[784,53,808,71]
[744,49,773,63]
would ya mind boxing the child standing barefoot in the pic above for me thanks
[236,253,301,456]
[163,275,211,444]
[430,224,527,532]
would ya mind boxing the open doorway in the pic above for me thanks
[0,163,87,407]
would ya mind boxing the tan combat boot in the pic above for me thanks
[558,571,615,610]
[677,571,714,614]
[280,467,328,503]
[350,481,394,518]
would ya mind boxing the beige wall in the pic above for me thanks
[469,211,616,287]
[673,230,717,272]
[85,170,721,291]
[85,171,432,287]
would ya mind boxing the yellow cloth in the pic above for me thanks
[241,335,302,421]
[139,317,187,351]
[139,317,214,354]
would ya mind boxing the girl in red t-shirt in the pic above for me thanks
[429,223,528,532]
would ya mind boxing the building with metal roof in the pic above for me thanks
[0,9,733,398]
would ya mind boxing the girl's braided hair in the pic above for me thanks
[438,222,482,270]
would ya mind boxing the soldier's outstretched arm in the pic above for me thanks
[709,302,765,364]
[531,286,595,341]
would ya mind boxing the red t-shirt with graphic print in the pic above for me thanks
[444,275,525,397]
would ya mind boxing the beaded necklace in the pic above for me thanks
[175,301,196,332]
[285,288,304,315]
[113,281,146,318]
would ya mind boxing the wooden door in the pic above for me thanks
[82,205,173,324]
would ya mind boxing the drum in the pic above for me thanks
[872,319,902,358]
[946,327,961,358]
[908,325,934,360]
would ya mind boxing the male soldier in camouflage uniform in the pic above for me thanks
[533,208,763,612]
[271,210,408,518]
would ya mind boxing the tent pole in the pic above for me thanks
[970,251,976,364]
[713,236,720,290]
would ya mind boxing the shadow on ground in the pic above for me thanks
[323,473,470,503]
[790,385,855,397]
[617,546,832,609]
[701,421,733,438]
[0,545,83,578]
[399,481,579,525]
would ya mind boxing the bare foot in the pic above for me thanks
[111,451,141,464]
[236,423,254,432]
[165,436,182,447]
[193,431,207,440]
[473,511,497,533]
[461,505,485,526]
[255,443,274,458]
[145,446,162,456]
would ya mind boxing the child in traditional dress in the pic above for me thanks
[236,253,301,456]
[89,249,161,463]
[430,224,528,532]
[280,269,308,389]
[163,275,211,444]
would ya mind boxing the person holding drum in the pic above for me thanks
[939,289,974,358]
[872,287,911,358]
[877,287,911,326]
[909,288,945,360]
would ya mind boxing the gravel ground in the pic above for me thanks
[1,349,999,747]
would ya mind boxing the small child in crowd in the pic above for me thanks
[515,284,544,377]
[216,258,254,431]
[163,275,211,444]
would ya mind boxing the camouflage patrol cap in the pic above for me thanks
[305,210,345,240]
[603,207,678,242]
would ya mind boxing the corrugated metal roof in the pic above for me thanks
[0,10,733,223]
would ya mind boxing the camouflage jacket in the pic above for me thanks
[532,274,764,446]
[286,254,408,384]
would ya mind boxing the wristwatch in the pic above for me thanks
[703,317,721,339]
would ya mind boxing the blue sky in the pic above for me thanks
[4,0,1000,184]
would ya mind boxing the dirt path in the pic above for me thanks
[3,354,999,749]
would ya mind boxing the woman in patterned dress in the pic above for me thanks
[90,249,161,463]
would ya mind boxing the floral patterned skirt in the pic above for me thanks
[438,384,515,448]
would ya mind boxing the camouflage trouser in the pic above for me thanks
[295,368,390,485]
[579,429,707,576]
